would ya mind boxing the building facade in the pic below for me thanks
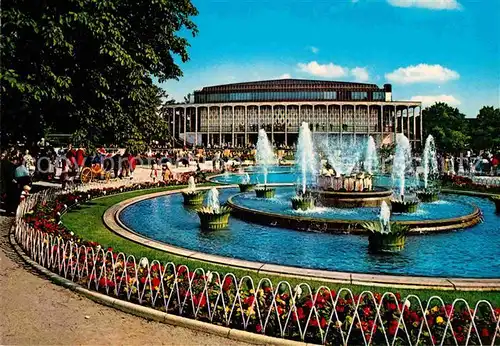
[165,79,423,148]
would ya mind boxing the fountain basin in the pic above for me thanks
[182,190,206,206]
[238,183,256,193]
[417,190,440,203]
[391,199,419,213]
[255,186,276,198]
[368,233,406,253]
[310,187,392,208]
[291,195,315,211]
[227,191,482,234]
[197,206,232,231]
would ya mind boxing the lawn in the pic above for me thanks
[62,186,500,306]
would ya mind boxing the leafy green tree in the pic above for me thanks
[470,106,500,152]
[1,0,197,147]
[422,102,470,154]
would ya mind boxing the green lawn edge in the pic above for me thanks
[62,186,500,306]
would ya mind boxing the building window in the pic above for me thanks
[351,91,368,100]
[373,91,385,100]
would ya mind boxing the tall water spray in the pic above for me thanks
[205,188,220,213]
[392,134,413,199]
[242,173,251,184]
[379,201,391,234]
[364,136,379,175]
[422,135,438,189]
[256,129,275,185]
[187,176,196,192]
[320,134,364,176]
[296,122,317,194]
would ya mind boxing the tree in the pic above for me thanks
[421,102,470,154]
[1,0,198,147]
[470,106,500,152]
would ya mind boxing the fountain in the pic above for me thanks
[197,187,232,230]
[182,176,206,206]
[254,129,276,198]
[364,136,379,175]
[362,201,409,253]
[291,122,316,210]
[312,135,392,208]
[417,135,440,202]
[238,173,255,192]
[391,134,419,213]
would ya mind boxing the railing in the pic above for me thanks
[14,187,500,345]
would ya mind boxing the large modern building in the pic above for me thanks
[165,79,423,148]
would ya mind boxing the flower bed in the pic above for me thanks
[441,175,500,194]
[14,185,500,345]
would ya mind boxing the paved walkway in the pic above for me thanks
[0,214,247,345]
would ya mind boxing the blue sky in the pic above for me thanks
[159,0,499,117]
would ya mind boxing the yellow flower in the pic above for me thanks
[436,316,444,324]
[431,306,439,313]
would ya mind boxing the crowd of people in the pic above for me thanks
[1,141,498,215]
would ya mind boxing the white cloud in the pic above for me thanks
[410,94,461,107]
[298,61,371,81]
[297,61,348,78]
[387,0,461,10]
[385,64,459,84]
[351,67,369,82]
[278,73,292,79]
[310,46,319,54]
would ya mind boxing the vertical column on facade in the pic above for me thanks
[339,105,343,139]
[195,107,198,146]
[207,107,210,145]
[271,105,274,144]
[367,105,370,136]
[244,106,248,147]
[219,106,222,147]
[420,106,423,145]
[380,105,384,144]
[326,105,331,135]
[231,106,235,147]
[406,106,410,140]
[183,107,187,146]
[353,104,357,144]
[284,105,288,146]
[412,107,417,146]
[298,105,301,126]
[393,106,397,141]
[257,105,261,130]
[312,105,315,133]
[172,108,176,142]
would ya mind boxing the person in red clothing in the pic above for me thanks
[76,147,85,169]
[129,151,136,179]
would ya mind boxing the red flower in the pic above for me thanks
[256,324,263,333]
[244,295,255,306]
[363,306,372,317]
[387,302,397,311]
[293,307,306,321]
[193,293,207,308]
[151,277,161,290]
[480,328,490,338]
[454,332,465,343]
[310,318,319,327]
[336,305,345,313]
[388,325,398,336]
[395,292,401,301]
[277,306,284,315]
[222,277,232,291]
[304,299,313,309]
[320,317,328,329]
[139,276,147,284]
